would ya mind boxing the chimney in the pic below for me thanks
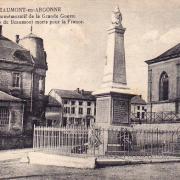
[76,88,80,93]
[0,25,2,36]
[81,89,84,95]
[16,35,20,43]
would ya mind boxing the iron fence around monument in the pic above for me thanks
[130,111,179,124]
[33,126,95,155]
[33,126,180,157]
[98,127,180,157]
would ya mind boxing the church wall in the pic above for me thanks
[177,64,180,98]
[148,58,180,102]
[178,102,180,116]
[147,102,176,113]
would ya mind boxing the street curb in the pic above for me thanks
[96,157,180,167]
[28,152,96,169]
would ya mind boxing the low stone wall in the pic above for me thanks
[132,123,180,131]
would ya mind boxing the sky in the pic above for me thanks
[1,0,180,100]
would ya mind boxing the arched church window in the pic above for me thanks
[159,72,169,101]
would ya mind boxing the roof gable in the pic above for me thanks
[48,95,61,106]
[0,91,22,102]
[145,43,180,64]
[51,89,96,101]
[131,95,146,105]
[0,35,24,50]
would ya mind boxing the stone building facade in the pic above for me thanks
[145,43,180,117]
[46,89,96,127]
[130,95,147,123]
[0,25,47,137]
[45,94,62,127]
[0,92,24,134]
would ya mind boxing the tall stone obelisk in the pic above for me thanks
[93,6,135,128]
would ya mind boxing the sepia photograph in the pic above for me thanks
[0,0,180,179]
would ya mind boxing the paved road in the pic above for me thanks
[1,160,180,180]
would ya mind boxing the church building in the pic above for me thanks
[145,43,180,118]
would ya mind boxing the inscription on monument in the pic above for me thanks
[96,98,111,123]
[113,99,129,124]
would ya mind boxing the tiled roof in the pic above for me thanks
[52,89,96,101]
[145,43,180,64]
[0,35,33,65]
[131,95,146,105]
[0,35,24,50]
[0,91,22,102]
[47,95,61,106]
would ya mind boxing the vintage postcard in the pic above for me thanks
[0,0,180,179]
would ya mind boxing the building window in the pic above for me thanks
[87,108,91,115]
[137,112,140,118]
[71,101,75,105]
[79,101,83,106]
[67,107,70,113]
[87,101,91,106]
[69,117,74,125]
[71,107,75,114]
[75,118,82,125]
[159,72,169,101]
[64,100,68,104]
[137,106,140,110]
[79,107,83,114]
[142,106,144,110]
[64,107,70,114]
[62,117,67,127]
[12,72,21,88]
[142,112,145,119]
[0,108,9,126]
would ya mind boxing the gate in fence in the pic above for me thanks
[33,126,180,157]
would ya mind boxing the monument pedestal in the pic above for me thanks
[93,88,136,154]
[94,88,135,128]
